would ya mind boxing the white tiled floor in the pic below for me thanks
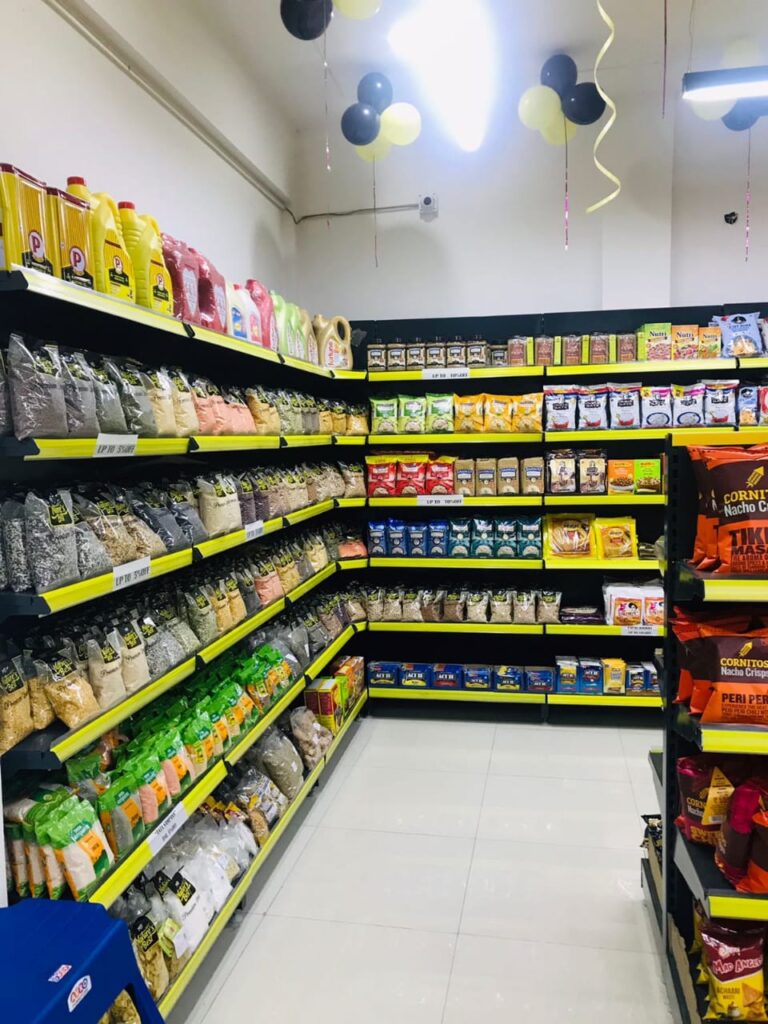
[179,716,672,1024]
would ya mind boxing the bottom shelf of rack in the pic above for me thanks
[673,830,768,922]
[367,687,545,704]
[157,691,368,1018]
[548,694,663,708]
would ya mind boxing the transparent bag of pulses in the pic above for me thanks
[144,367,178,437]
[164,366,200,437]
[104,358,159,437]
[0,349,13,436]
[7,333,68,439]
[86,633,127,708]
[87,357,128,434]
[109,622,151,694]
[60,349,99,437]
[73,503,113,580]
[37,651,100,728]
[25,489,80,593]
[197,474,242,537]
[3,497,32,592]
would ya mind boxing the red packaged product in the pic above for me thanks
[716,778,768,885]
[738,811,768,897]
[161,234,200,323]
[699,916,768,1018]
[425,459,455,495]
[191,248,227,333]
[366,459,397,497]
[246,279,279,351]
[395,459,427,496]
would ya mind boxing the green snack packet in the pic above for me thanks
[398,394,426,434]
[370,396,398,434]
[425,393,454,433]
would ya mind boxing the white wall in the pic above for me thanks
[3,0,298,292]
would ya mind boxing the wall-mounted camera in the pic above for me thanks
[419,194,439,221]
[724,211,738,225]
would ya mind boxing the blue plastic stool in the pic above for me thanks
[0,901,163,1023]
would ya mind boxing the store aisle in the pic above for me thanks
[181,717,671,1024]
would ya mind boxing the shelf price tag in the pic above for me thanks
[621,625,660,636]
[416,494,465,507]
[113,557,151,591]
[245,520,265,541]
[94,433,139,458]
[146,803,189,856]
[422,367,470,381]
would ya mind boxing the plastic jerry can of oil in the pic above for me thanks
[314,313,353,370]
[118,202,173,314]
[288,303,305,361]
[300,308,319,365]
[46,186,93,289]
[226,281,249,339]
[247,279,279,351]
[66,177,134,301]
[271,291,292,356]
[190,247,226,333]
[234,284,262,344]
[0,164,54,274]
[161,233,200,322]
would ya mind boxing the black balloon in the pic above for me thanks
[540,54,578,97]
[358,72,393,114]
[280,0,332,41]
[341,103,380,145]
[561,82,606,125]
[722,98,763,131]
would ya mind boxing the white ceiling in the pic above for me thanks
[189,0,767,131]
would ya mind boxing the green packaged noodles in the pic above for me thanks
[398,394,426,434]
[47,797,114,900]
[425,393,454,433]
[370,396,398,434]
[97,775,144,857]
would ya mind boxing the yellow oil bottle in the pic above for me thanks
[66,176,135,302]
[46,187,93,289]
[0,164,53,274]
[118,202,173,315]
[313,313,353,370]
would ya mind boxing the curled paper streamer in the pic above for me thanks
[587,0,621,213]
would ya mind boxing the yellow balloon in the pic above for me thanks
[334,0,381,18]
[380,103,422,146]
[540,117,578,146]
[356,137,392,162]
[721,38,762,69]
[518,85,562,132]
[688,95,733,121]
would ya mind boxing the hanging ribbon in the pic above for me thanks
[587,0,621,213]
[662,0,668,117]
[564,123,570,251]
[745,129,752,263]
[372,158,380,268]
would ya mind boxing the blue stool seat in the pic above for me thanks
[0,901,163,1023]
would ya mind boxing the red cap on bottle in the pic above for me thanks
[67,176,86,186]
[118,201,135,209]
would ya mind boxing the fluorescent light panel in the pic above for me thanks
[682,65,768,102]
[388,0,496,152]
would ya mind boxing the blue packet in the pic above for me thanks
[406,522,428,557]
[578,657,603,694]
[386,518,408,556]
[428,520,449,556]
[717,312,764,358]
[493,665,524,692]
[367,661,400,686]
[517,516,542,559]
[401,662,432,688]
[525,666,554,693]
[464,664,492,689]
[448,518,471,557]
[367,521,388,557]
[433,663,463,689]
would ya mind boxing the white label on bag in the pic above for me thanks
[416,494,465,507]
[422,367,470,381]
[621,625,660,636]
[245,520,265,541]
[93,433,138,458]
[147,803,188,856]
[112,556,151,591]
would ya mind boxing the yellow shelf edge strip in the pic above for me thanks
[700,729,768,755]
[544,494,667,506]
[369,558,543,570]
[282,434,333,446]
[368,623,544,634]
[368,433,542,445]
[190,435,281,452]
[51,659,197,763]
[286,563,337,603]
[285,499,335,525]
[367,687,545,704]
[90,761,227,909]
[548,694,663,707]
[545,624,665,636]
[368,496,543,507]
[708,895,768,922]
[544,558,661,571]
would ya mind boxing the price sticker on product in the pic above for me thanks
[416,494,465,507]
[112,557,151,592]
[621,625,660,636]
[422,367,470,381]
[94,433,139,458]
[245,520,265,541]
[146,803,189,856]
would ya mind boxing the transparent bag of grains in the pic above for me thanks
[302,607,332,657]
[24,490,79,593]
[184,587,219,645]
[18,649,54,729]
[7,333,68,439]
[73,491,138,566]
[138,615,178,679]
[252,727,305,800]
[235,564,261,617]
[164,366,200,437]
[4,498,34,591]
[60,349,99,438]
[87,357,128,434]
[104,358,159,437]
[303,527,329,571]
[235,474,257,526]
[0,657,34,756]
[284,617,311,670]
[248,470,273,522]
[73,503,113,580]
[0,350,13,436]
[126,485,187,552]
[86,633,127,708]
[36,651,100,728]
[166,486,208,546]
[144,367,178,437]
[365,586,384,622]
[109,621,151,694]
[197,475,242,537]
[155,598,200,658]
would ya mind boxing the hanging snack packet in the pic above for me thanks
[715,778,768,886]
[703,380,738,427]
[608,383,641,429]
[426,393,454,433]
[544,385,578,431]
[397,394,426,434]
[577,385,609,430]
[370,396,398,434]
[454,393,485,433]
[641,385,673,428]
[676,756,740,844]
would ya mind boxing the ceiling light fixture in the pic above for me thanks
[388,0,496,152]
[682,65,768,103]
